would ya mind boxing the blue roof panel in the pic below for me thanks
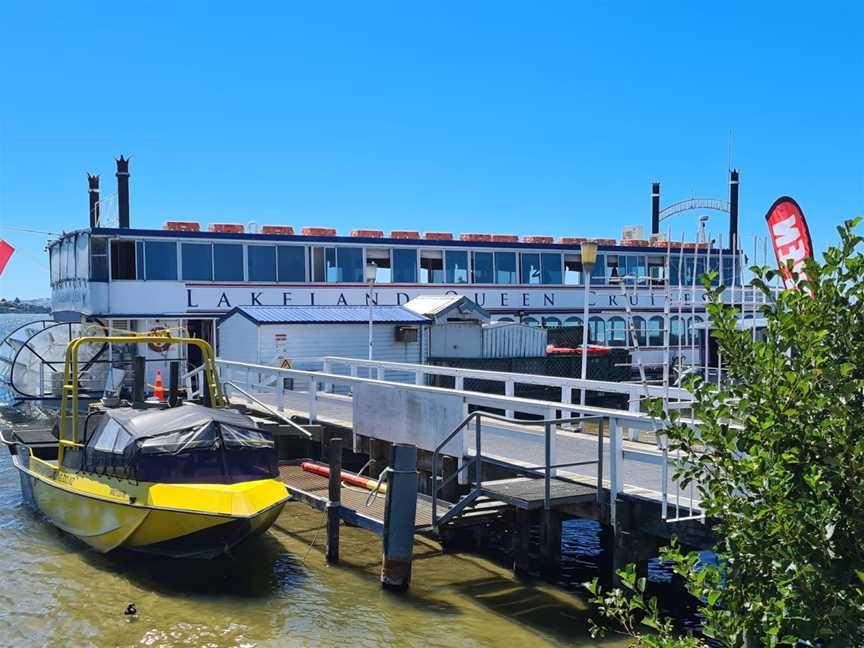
[222,305,429,325]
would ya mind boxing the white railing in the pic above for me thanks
[200,358,702,526]
[319,355,694,441]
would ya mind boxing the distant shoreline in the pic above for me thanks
[0,303,50,315]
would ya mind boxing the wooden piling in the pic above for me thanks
[539,509,562,580]
[512,509,532,576]
[380,443,418,590]
[326,437,342,564]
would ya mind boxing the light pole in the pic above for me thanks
[365,262,377,360]
[579,241,598,409]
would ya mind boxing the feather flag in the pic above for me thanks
[0,240,14,276]
[765,197,813,288]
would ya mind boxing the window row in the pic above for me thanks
[498,315,705,347]
[85,238,737,287]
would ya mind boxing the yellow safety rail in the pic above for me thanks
[58,335,225,465]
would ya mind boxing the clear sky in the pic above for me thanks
[1,1,861,299]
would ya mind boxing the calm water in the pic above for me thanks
[0,313,633,648]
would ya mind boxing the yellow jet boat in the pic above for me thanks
[1,334,289,559]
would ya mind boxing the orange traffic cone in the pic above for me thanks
[154,370,165,402]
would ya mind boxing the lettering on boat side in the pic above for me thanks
[179,285,709,312]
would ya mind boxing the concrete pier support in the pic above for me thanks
[381,444,418,590]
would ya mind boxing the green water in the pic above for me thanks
[0,449,628,648]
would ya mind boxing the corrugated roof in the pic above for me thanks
[221,305,429,325]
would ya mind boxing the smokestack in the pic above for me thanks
[116,155,130,228]
[88,174,100,228]
[651,182,660,235]
[729,169,739,248]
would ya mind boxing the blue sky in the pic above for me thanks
[1,1,861,298]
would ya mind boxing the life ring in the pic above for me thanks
[148,328,172,353]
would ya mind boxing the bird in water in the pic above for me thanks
[124,604,137,616]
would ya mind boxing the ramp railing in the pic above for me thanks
[430,411,605,528]
[184,357,704,526]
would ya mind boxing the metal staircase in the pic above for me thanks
[430,411,605,530]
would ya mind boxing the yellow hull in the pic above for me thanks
[15,452,288,559]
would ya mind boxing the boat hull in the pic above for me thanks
[14,452,288,559]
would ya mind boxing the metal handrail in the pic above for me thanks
[222,381,312,438]
[431,410,604,528]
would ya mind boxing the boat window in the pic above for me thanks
[707,255,720,286]
[565,316,582,327]
[608,317,627,346]
[213,244,244,281]
[521,253,541,284]
[722,256,735,285]
[590,254,606,285]
[419,250,444,284]
[647,316,664,346]
[588,317,605,344]
[669,254,682,285]
[497,317,515,323]
[182,243,213,281]
[472,252,493,283]
[689,316,705,346]
[247,245,276,282]
[111,240,137,280]
[543,317,562,327]
[624,255,647,285]
[647,256,665,285]
[136,242,144,279]
[541,253,562,284]
[563,254,583,285]
[89,238,108,282]
[312,246,363,283]
[277,245,305,282]
[76,234,89,279]
[62,237,75,280]
[93,419,123,453]
[144,241,178,280]
[605,255,621,283]
[523,317,540,327]
[495,252,517,284]
[670,316,684,345]
[633,316,647,346]
[445,251,469,283]
[366,247,391,283]
[392,248,417,283]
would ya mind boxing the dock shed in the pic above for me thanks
[404,295,545,359]
[217,306,430,369]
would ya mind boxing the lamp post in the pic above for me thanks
[365,262,377,360]
[579,241,598,410]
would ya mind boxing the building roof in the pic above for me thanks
[404,295,490,322]
[220,305,429,325]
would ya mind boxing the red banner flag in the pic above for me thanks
[0,240,14,276]
[765,197,813,288]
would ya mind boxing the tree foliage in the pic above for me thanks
[590,219,864,646]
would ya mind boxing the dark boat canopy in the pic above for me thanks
[98,403,258,439]
[66,403,279,484]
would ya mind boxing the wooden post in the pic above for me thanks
[326,437,342,564]
[512,509,532,576]
[540,509,562,580]
[381,443,418,590]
